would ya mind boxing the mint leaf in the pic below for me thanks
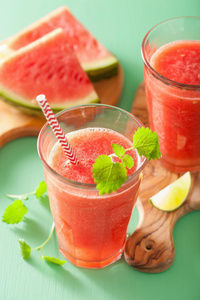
[41,256,66,266]
[150,139,161,160]
[133,127,161,160]
[2,199,28,224]
[122,154,134,169]
[112,144,125,158]
[18,239,31,259]
[92,155,127,195]
[34,181,47,199]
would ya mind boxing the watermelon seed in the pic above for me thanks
[39,61,47,69]
[26,62,35,68]
[34,73,40,82]
[47,73,54,80]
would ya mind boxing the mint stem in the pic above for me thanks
[32,222,55,251]
[123,146,134,152]
[6,192,35,200]
[109,147,133,158]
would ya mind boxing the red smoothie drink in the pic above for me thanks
[48,128,140,268]
[38,105,147,268]
[142,17,200,172]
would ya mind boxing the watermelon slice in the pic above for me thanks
[0,28,99,114]
[1,6,118,81]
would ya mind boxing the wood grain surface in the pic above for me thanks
[0,64,123,148]
[124,82,200,273]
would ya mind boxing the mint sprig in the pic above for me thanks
[2,181,47,224]
[3,181,65,266]
[6,180,47,201]
[92,127,161,195]
[18,223,66,266]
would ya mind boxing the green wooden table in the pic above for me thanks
[0,0,200,299]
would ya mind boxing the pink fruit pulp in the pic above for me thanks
[49,128,138,183]
[0,29,97,105]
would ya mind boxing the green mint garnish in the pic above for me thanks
[132,127,161,160]
[92,127,161,195]
[41,256,66,266]
[92,155,128,195]
[112,143,126,158]
[122,154,134,169]
[2,200,28,224]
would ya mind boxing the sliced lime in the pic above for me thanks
[149,172,191,211]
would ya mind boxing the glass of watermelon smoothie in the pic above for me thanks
[37,104,147,269]
[142,17,200,173]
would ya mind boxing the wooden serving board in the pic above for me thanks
[0,64,123,148]
[124,82,200,273]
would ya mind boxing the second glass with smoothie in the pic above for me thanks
[142,17,200,173]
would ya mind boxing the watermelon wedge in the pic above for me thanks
[0,28,99,114]
[2,6,118,81]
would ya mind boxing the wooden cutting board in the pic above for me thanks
[124,82,200,273]
[0,64,123,148]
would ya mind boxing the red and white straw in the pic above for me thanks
[36,94,78,165]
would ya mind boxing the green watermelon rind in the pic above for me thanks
[0,88,99,115]
[82,55,118,81]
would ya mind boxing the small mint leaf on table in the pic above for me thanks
[34,181,47,199]
[133,127,161,160]
[111,144,125,158]
[92,155,127,195]
[122,154,134,169]
[18,239,31,259]
[41,256,66,266]
[2,199,28,224]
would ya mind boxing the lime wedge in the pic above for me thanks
[149,172,191,211]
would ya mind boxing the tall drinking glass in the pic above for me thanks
[142,17,200,173]
[37,104,147,268]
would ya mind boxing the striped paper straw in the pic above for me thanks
[36,94,78,165]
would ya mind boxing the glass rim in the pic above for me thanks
[37,103,148,190]
[141,16,200,90]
